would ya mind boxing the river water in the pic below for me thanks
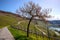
[49,27,60,32]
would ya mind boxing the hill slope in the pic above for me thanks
[0,10,23,28]
[0,11,59,40]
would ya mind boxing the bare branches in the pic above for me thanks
[17,1,52,22]
[16,1,52,37]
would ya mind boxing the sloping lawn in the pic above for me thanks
[8,26,48,40]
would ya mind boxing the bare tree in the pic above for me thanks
[17,1,51,37]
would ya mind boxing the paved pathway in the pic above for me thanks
[0,27,15,40]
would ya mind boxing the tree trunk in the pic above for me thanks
[27,17,33,37]
[44,21,50,40]
[47,26,50,40]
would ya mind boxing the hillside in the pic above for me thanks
[0,10,23,28]
[0,11,60,40]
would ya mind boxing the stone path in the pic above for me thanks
[0,27,15,40]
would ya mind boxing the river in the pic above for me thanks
[49,27,60,32]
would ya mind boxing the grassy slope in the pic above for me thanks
[0,11,57,40]
[0,12,22,28]
[16,20,55,36]
[8,26,48,40]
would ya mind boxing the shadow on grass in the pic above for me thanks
[15,35,33,40]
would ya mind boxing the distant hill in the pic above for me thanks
[49,20,60,26]
[0,10,21,17]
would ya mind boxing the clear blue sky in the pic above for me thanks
[0,0,60,20]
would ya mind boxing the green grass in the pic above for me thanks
[0,12,59,40]
[15,20,55,36]
[0,12,54,36]
[8,26,27,40]
[0,13,23,28]
[8,26,49,40]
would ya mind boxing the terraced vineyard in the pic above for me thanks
[0,11,60,40]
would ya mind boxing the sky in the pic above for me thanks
[0,0,60,20]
